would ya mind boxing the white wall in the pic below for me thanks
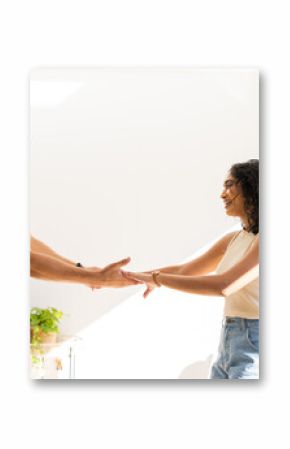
[30,68,258,378]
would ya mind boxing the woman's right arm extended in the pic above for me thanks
[152,231,238,276]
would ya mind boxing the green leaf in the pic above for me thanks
[30,306,63,334]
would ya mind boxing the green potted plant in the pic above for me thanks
[30,307,63,363]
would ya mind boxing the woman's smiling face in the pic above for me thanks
[220,173,246,218]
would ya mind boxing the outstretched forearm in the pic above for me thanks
[30,252,137,289]
[30,237,77,266]
[156,272,226,296]
[146,264,181,275]
[145,232,239,277]
[30,252,100,285]
[146,262,209,277]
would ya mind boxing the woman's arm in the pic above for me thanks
[147,231,238,277]
[124,236,259,298]
[135,231,238,297]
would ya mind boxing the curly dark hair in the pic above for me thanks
[230,159,259,234]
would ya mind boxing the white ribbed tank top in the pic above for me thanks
[215,230,259,319]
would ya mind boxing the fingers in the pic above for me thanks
[144,287,150,299]
[116,257,131,268]
[105,257,131,271]
[131,276,140,284]
[121,271,138,284]
[143,285,154,299]
[122,271,140,282]
[123,270,134,279]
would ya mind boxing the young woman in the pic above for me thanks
[124,159,259,379]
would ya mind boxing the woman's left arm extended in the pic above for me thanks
[124,238,259,298]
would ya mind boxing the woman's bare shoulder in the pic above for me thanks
[216,230,240,252]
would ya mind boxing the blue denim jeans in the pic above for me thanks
[210,317,259,379]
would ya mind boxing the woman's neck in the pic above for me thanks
[241,216,251,232]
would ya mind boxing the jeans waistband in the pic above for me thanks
[223,317,259,329]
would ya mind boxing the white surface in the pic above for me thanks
[0,0,288,448]
[30,68,258,378]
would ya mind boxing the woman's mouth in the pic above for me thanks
[224,200,232,208]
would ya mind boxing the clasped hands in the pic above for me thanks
[87,257,159,298]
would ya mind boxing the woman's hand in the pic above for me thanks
[123,271,157,298]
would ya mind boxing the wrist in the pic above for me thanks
[78,268,102,286]
[152,271,161,287]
